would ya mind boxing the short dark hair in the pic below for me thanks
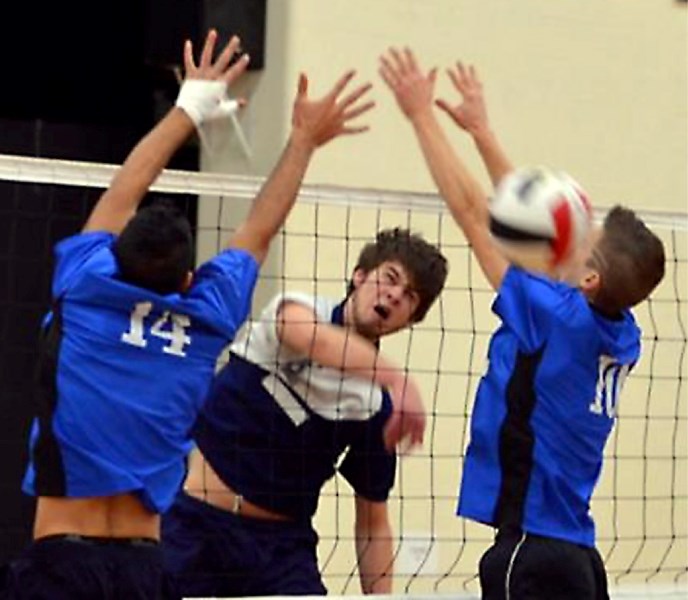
[114,202,194,295]
[348,228,448,322]
[588,206,665,314]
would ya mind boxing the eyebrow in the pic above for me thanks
[387,264,419,296]
[387,265,401,280]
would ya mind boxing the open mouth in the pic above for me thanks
[374,304,390,320]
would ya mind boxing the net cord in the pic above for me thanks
[0,153,686,229]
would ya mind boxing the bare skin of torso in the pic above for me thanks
[33,447,287,541]
[33,494,160,540]
[184,448,288,521]
[184,447,226,501]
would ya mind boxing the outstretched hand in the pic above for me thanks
[291,71,375,149]
[383,374,426,454]
[86,30,250,235]
[176,30,249,127]
[435,63,489,136]
[379,47,437,121]
[183,29,250,86]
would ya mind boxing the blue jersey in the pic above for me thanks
[193,292,397,521]
[23,231,258,513]
[458,266,640,547]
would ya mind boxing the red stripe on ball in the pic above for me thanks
[551,198,573,265]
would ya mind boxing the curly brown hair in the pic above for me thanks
[348,228,448,322]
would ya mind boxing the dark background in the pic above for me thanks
[0,0,266,565]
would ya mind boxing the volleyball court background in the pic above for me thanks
[197,3,686,594]
[0,1,684,598]
[196,174,688,597]
[0,150,684,599]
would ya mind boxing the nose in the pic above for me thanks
[386,284,404,304]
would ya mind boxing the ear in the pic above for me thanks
[351,267,367,290]
[579,269,601,298]
[180,271,194,293]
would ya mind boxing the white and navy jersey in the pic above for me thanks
[458,266,640,547]
[22,231,259,513]
[193,292,397,521]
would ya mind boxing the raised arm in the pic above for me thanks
[276,301,425,452]
[228,71,375,264]
[435,62,514,188]
[379,48,508,290]
[84,30,249,234]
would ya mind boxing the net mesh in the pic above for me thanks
[0,154,685,598]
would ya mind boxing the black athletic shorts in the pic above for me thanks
[162,491,326,597]
[479,527,609,600]
[2,534,179,600]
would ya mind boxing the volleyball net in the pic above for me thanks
[0,154,685,598]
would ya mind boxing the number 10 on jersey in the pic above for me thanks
[589,355,631,419]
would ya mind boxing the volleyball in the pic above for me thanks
[489,166,593,272]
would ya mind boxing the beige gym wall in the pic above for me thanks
[197,0,687,594]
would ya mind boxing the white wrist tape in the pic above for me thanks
[175,80,227,126]
[206,98,240,121]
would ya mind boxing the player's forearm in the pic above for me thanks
[471,126,514,189]
[228,132,314,262]
[410,109,488,233]
[356,523,394,594]
[84,108,195,233]
[114,108,194,201]
[411,110,507,290]
[308,324,406,390]
[278,303,406,388]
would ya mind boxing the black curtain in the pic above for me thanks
[0,0,199,565]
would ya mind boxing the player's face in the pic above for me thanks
[349,261,420,340]
[558,226,603,287]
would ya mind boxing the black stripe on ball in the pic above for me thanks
[489,216,553,243]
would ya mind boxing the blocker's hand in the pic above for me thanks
[176,29,249,126]
[435,62,490,137]
[290,70,375,150]
[183,29,249,85]
[379,47,437,122]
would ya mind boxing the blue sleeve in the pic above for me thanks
[187,248,260,337]
[339,396,397,502]
[52,232,116,299]
[493,266,556,354]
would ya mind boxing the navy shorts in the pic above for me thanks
[479,527,609,600]
[161,491,327,597]
[2,534,179,600]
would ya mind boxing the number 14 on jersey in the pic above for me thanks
[121,301,192,357]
